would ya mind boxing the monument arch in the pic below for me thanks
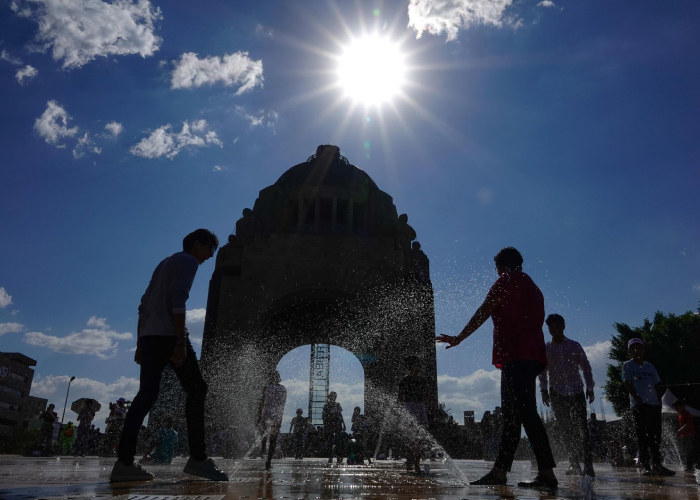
[152,146,438,439]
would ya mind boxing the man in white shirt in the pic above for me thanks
[539,314,595,477]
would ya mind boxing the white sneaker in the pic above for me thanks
[183,457,229,481]
[109,460,154,483]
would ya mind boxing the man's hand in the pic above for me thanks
[436,334,460,349]
[134,347,142,365]
[542,392,551,407]
[170,344,187,367]
[586,388,595,404]
[634,394,643,405]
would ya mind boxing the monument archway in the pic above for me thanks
[198,145,437,437]
[276,343,365,429]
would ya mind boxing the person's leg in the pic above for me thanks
[493,365,520,472]
[266,426,280,466]
[648,404,662,466]
[172,339,208,461]
[513,362,556,473]
[632,405,651,468]
[572,392,594,476]
[117,336,173,465]
[569,392,594,472]
[550,391,578,467]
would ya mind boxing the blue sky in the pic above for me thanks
[1,0,699,431]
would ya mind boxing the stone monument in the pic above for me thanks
[151,146,437,443]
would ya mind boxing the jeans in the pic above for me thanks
[292,433,305,459]
[494,360,556,472]
[550,390,593,467]
[260,422,281,462]
[632,403,662,467]
[117,336,208,465]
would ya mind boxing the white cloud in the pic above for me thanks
[171,51,263,94]
[86,316,108,329]
[0,322,24,336]
[130,119,222,159]
[14,0,162,69]
[104,121,123,137]
[212,165,226,172]
[235,106,278,131]
[72,133,102,158]
[255,24,274,38]
[537,0,556,7]
[31,374,139,430]
[438,369,502,420]
[0,287,12,308]
[407,0,513,41]
[582,340,612,367]
[24,317,133,359]
[15,64,38,83]
[34,100,79,145]
[186,308,206,323]
[0,48,23,65]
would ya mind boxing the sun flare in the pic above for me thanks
[338,35,406,106]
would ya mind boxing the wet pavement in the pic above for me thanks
[0,456,698,500]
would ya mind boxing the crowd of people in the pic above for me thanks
[69,228,693,488]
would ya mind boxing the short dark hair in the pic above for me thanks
[672,399,685,408]
[545,314,566,327]
[494,247,523,271]
[183,228,219,252]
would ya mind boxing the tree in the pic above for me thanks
[603,308,700,416]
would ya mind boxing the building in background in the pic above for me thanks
[0,352,38,438]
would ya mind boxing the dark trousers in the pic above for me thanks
[326,429,342,459]
[680,436,698,470]
[632,403,662,467]
[117,336,208,464]
[550,390,593,467]
[494,360,556,472]
[293,433,305,459]
[260,423,280,462]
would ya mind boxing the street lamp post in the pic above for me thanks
[61,376,76,425]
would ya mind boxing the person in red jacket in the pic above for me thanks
[672,399,698,472]
[437,247,557,489]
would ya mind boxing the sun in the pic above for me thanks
[338,35,406,106]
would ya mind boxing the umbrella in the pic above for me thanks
[71,398,101,413]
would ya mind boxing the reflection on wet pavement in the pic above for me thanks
[0,456,698,499]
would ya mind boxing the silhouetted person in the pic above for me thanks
[290,409,308,460]
[60,422,75,455]
[323,391,346,464]
[398,356,430,474]
[623,338,675,476]
[257,370,287,469]
[437,247,557,489]
[75,400,96,456]
[539,313,595,477]
[140,417,179,465]
[672,399,698,471]
[110,229,228,483]
[38,403,57,454]
[351,407,371,464]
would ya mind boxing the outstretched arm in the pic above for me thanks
[436,293,503,349]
